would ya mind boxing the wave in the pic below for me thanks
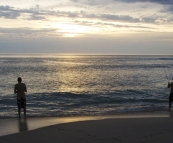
[0,92,167,108]
[0,92,168,118]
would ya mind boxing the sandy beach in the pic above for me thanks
[1,112,173,143]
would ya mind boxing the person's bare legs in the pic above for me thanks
[18,108,21,119]
[169,101,172,111]
[24,108,26,118]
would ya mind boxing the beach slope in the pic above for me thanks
[1,114,173,143]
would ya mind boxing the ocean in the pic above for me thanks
[0,54,173,118]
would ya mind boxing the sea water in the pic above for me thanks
[0,54,173,118]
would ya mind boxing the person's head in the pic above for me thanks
[18,77,22,83]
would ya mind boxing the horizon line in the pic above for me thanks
[0,53,173,56]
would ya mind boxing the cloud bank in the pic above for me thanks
[0,4,172,24]
[0,0,173,54]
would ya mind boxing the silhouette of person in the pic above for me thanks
[14,77,27,118]
[168,78,173,111]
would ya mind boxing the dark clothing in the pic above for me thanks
[169,93,173,102]
[17,97,26,108]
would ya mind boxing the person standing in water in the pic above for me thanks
[14,77,27,118]
[168,78,173,111]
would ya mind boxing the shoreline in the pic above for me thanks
[0,111,172,137]
[1,111,173,143]
[0,112,173,143]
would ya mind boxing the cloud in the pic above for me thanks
[0,5,46,20]
[0,27,58,36]
[70,0,79,2]
[75,20,157,30]
[160,5,173,13]
[0,3,172,24]
[0,21,157,39]
[27,14,46,20]
[114,0,173,14]
[0,5,20,19]
[100,14,140,23]
[0,4,81,20]
[114,0,173,5]
[82,13,166,23]
[70,0,173,7]
[0,5,12,11]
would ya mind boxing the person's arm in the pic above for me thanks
[24,84,27,92]
[14,85,17,94]
[168,82,171,88]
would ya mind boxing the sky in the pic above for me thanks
[0,0,173,54]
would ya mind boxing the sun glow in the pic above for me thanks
[51,23,91,37]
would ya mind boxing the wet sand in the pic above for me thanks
[0,111,173,143]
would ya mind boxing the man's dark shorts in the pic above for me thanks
[169,93,173,102]
[17,97,26,108]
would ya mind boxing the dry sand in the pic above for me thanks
[1,112,173,143]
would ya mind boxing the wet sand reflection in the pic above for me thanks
[18,118,28,132]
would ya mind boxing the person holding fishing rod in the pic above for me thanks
[168,78,173,111]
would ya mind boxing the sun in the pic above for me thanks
[51,23,91,37]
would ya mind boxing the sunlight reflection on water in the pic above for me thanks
[0,55,172,117]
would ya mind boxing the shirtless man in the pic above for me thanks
[14,77,27,118]
[168,78,173,111]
